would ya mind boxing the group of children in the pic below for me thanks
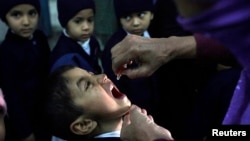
[0,0,162,140]
[0,0,236,141]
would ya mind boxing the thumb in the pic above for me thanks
[122,114,131,127]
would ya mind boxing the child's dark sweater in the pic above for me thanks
[0,29,50,139]
[49,33,102,74]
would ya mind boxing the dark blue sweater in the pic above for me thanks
[49,33,102,74]
[0,29,50,139]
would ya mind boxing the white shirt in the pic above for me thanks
[126,30,151,38]
[63,29,91,55]
[94,131,120,138]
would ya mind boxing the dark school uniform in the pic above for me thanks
[0,29,51,141]
[49,32,102,74]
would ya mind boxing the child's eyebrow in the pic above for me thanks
[9,8,37,13]
[9,10,22,14]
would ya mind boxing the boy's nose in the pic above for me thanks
[22,16,30,25]
[132,18,140,25]
[96,74,108,84]
[82,22,90,30]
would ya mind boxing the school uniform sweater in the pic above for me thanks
[49,31,102,74]
[0,29,50,139]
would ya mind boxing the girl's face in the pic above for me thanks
[120,11,154,36]
[66,9,94,42]
[5,4,39,39]
[63,68,131,120]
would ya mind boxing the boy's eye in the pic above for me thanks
[29,10,38,16]
[85,81,91,90]
[74,18,82,24]
[73,18,94,25]
[10,12,21,18]
[124,16,131,21]
[75,20,80,24]
[87,18,94,23]
[139,12,146,18]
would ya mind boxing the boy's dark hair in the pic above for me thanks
[57,0,96,28]
[0,0,41,23]
[113,0,155,19]
[46,65,88,140]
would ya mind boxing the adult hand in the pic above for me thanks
[121,105,174,141]
[111,35,196,79]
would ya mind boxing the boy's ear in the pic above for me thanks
[70,116,97,135]
[150,13,154,20]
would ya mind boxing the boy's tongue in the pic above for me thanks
[112,88,124,99]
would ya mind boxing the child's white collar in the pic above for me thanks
[94,131,120,138]
[126,30,151,38]
[63,28,91,55]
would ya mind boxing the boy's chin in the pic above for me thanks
[19,33,33,39]
[124,104,132,115]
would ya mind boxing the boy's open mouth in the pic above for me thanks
[111,86,125,99]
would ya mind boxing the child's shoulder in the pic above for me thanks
[105,29,126,47]
[89,35,101,47]
[33,29,47,37]
[90,35,99,42]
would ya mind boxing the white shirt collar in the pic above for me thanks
[94,131,120,138]
[126,30,151,38]
[143,30,151,38]
[77,39,91,55]
[63,28,91,55]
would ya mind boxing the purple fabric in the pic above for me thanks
[177,0,250,124]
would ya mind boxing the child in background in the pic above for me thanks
[45,65,173,141]
[0,0,51,140]
[49,0,102,74]
[101,0,158,117]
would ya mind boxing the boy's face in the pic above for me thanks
[120,11,153,36]
[63,68,131,120]
[66,9,94,42]
[5,4,39,39]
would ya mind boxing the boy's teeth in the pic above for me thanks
[116,74,121,80]
[110,85,113,91]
